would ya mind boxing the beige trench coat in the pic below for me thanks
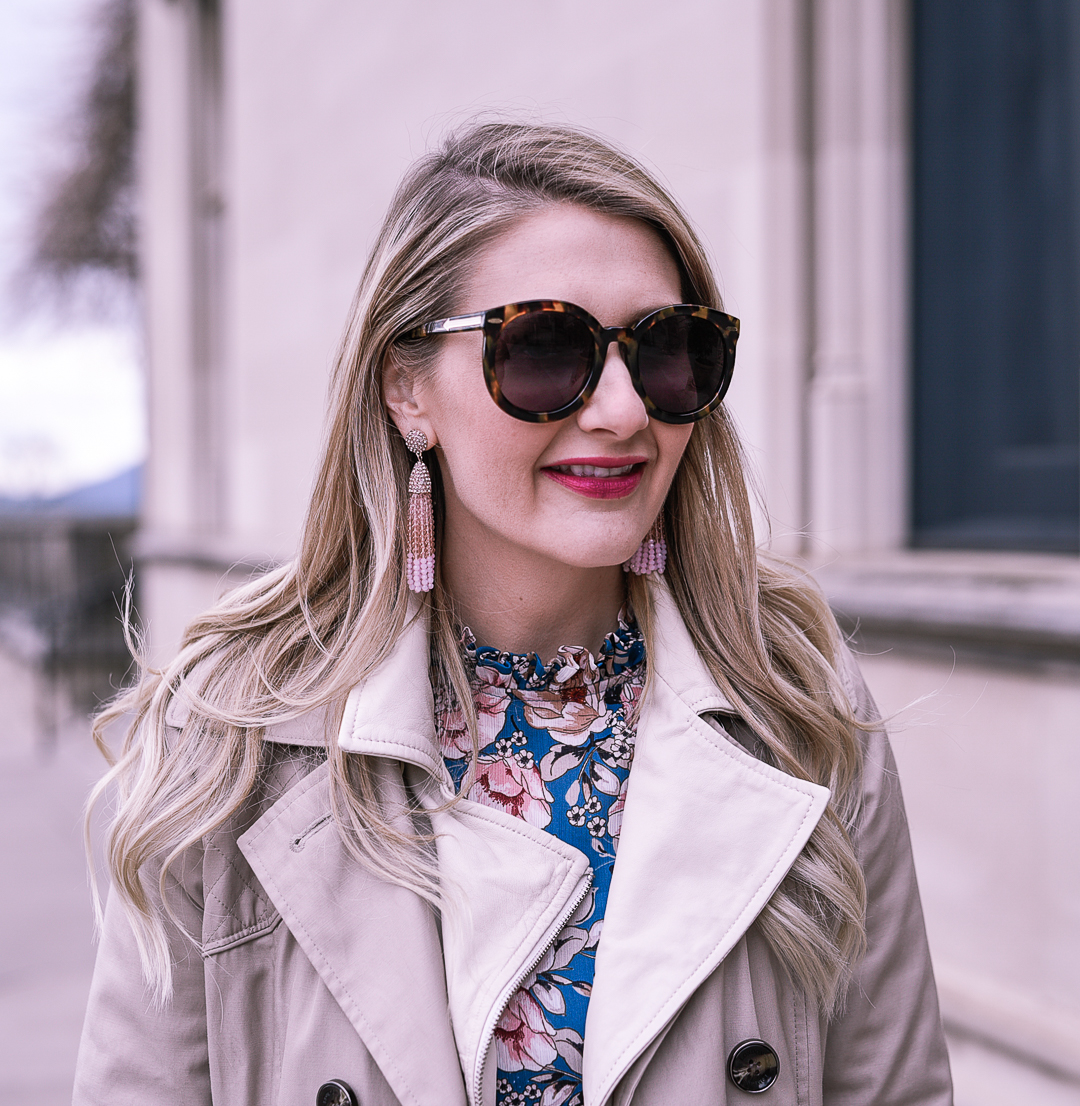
[74,586,953,1106]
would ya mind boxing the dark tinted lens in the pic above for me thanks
[494,310,594,413]
[636,314,726,414]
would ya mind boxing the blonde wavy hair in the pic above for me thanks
[91,120,866,1013]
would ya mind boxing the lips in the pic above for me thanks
[541,457,646,499]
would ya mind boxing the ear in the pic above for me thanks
[382,352,436,446]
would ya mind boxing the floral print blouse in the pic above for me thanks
[436,617,646,1106]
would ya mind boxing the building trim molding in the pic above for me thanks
[817,551,1080,667]
[133,530,280,577]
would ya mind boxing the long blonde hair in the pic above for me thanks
[92,120,865,1012]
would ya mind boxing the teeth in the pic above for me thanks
[555,463,636,477]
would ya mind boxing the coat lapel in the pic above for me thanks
[252,603,593,1106]
[582,587,831,1106]
[426,799,592,1106]
[238,760,467,1106]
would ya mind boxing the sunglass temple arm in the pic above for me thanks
[409,312,486,339]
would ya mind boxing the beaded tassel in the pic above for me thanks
[625,513,667,576]
[405,429,435,592]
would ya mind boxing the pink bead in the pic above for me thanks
[407,553,435,593]
[625,536,667,576]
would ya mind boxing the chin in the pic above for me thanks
[547,546,641,571]
[528,522,647,572]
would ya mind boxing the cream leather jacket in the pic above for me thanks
[74,586,953,1106]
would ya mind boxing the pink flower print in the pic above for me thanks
[434,670,511,759]
[494,990,559,1072]
[517,644,636,747]
[473,664,512,746]
[466,754,553,829]
[520,691,607,748]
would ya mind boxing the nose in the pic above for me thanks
[576,340,649,437]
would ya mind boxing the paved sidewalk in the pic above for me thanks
[0,661,104,1106]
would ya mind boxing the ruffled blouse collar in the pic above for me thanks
[459,610,645,693]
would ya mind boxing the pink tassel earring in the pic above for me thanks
[625,513,667,576]
[405,429,435,592]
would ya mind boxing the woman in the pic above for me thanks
[75,122,952,1106]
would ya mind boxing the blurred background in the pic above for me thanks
[1,1,1078,1103]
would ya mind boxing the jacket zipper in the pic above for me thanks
[473,869,594,1106]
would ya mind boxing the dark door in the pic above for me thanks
[912,0,1080,552]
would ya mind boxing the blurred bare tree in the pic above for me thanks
[14,0,136,316]
[0,0,141,742]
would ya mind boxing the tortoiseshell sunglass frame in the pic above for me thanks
[406,300,740,424]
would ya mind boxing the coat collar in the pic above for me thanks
[582,585,829,1104]
[244,585,829,1106]
[336,602,444,776]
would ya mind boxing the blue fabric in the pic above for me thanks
[437,618,646,1106]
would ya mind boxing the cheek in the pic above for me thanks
[656,424,695,481]
[420,348,496,464]
[440,424,527,501]
[427,389,552,512]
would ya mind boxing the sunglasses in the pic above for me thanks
[406,300,739,424]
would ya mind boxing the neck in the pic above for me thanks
[441,544,627,660]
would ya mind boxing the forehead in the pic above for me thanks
[462,205,684,325]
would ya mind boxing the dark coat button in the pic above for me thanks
[727,1039,780,1093]
[316,1079,357,1106]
